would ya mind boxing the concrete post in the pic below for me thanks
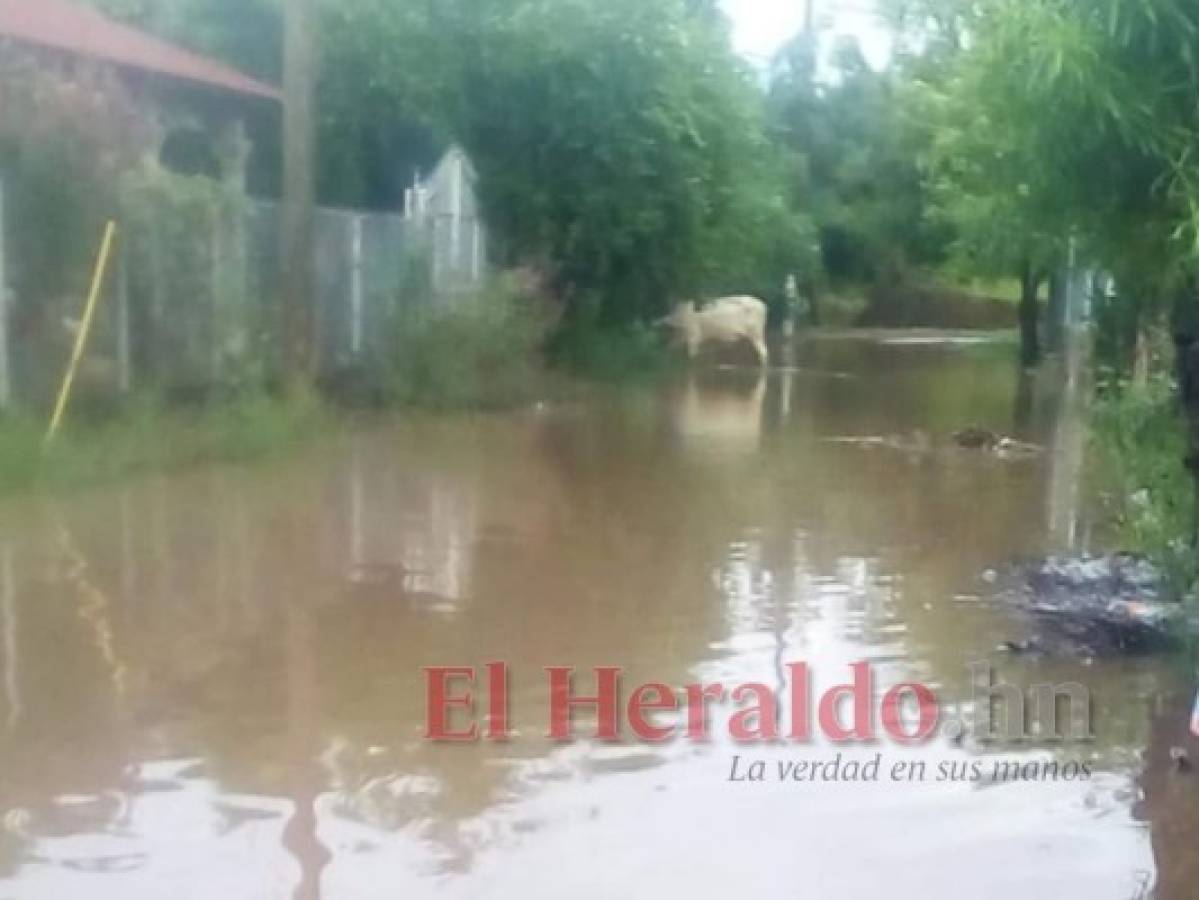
[471,220,483,284]
[449,150,462,286]
[350,215,364,357]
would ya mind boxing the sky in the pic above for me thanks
[720,0,893,70]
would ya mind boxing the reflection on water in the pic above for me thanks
[0,331,1187,898]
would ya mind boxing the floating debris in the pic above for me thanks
[952,427,1042,456]
[825,429,1040,459]
[1170,746,1191,773]
[986,553,1181,656]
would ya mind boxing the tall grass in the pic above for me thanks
[1091,375,1196,595]
[0,390,323,496]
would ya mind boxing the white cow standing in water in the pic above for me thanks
[659,296,769,367]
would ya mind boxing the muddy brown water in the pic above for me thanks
[0,331,1194,899]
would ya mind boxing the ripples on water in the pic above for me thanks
[0,332,1188,898]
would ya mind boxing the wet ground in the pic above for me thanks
[0,331,1194,899]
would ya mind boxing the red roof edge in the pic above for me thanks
[0,0,280,101]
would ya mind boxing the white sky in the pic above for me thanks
[721,0,893,70]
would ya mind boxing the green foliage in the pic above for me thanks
[386,278,555,409]
[317,0,814,325]
[768,35,947,286]
[452,0,799,323]
[548,308,680,382]
[118,162,262,391]
[316,0,451,208]
[1092,376,1197,596]
[0,53,153,306]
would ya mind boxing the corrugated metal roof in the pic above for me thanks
[0,0,280,101]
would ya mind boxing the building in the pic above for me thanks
[0,0,280,190]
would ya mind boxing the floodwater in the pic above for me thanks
[0,332,1194,899]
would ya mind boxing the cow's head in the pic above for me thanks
[655,301,696,331]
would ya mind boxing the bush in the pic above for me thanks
[386,277,554,409]
[1091,375,1196,595]
[547,320,677,382]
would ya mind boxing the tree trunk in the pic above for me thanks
[1132,313,1152,388]
[1018,263,1041,368]
[1171,286,1199,546]
[1046,268,1067,353]
[280,0,317,389]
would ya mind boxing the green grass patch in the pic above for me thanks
[0,390,325,496]
[1091,375,1197,596]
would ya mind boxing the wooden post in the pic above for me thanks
[46,221,117,443]
[281,0,318,387]
[350,215,364,358]
[471,220,483,284]
[0,177,10,410]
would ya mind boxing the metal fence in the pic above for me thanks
[0,168,488,411]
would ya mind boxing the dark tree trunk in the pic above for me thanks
[1171,286,1199,546]
[1046,268,1067,352]
[1018,262,1042,368]
[806,279,822,327]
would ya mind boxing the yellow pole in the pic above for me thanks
[45,221,117,444]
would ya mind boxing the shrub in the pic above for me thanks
[547,318,677,382]
[386,277,554,409]
[1091,375,1196,596]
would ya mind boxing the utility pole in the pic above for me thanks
[280,0,317,388]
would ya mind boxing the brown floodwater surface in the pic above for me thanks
[0,332,1191,899]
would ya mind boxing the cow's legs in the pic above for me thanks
[751,337,769,368]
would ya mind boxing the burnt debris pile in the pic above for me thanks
[987,553,1182,657]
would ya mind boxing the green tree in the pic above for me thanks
[449,0,802,323]
[767,31,949,324]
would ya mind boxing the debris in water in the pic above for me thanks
[1170,746,1191,773]
[985,553,1180,656]
[999,638,1043,655]
[825,430,1040,459]
[953,426,997,449]
[952,427,1042,456]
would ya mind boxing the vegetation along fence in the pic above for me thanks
[0,161,487,412]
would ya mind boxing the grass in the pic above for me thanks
[0,390,325,496]
[939,275,1025,304]
[1090,374,1197,597]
